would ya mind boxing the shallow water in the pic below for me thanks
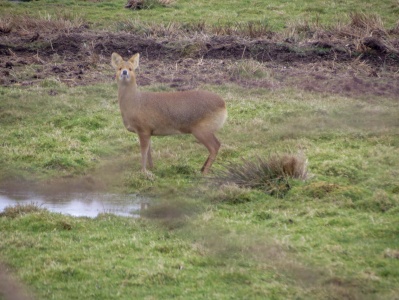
[0,190,146,218]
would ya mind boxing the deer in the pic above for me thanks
[111,52,227,176]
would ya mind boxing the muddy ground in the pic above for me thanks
[0,28,398,99]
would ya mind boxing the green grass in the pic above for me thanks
[2,83,398,190]
[1,0,398,30]
[0,81,125,180]
[0,196,398,299]
[1,82,399,299]
[1,198,398,299]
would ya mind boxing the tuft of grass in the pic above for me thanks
[348,12,386,33]
[114,19,184,37]
[212,153,308,197]
[211,19,274,38]
[210,183,258,204]
[228,59,272,80]
[0,203,45,219]
[384,249,399,260]
[125,0,175,10]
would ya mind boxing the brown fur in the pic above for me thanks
[111,52,227,175]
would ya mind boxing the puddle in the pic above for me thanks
[0,190,147,218]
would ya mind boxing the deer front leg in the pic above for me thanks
[147,141,153,169]
[138,133,153,176]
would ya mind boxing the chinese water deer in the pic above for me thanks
[111,52,227,175]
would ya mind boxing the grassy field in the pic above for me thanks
[1,0,399,299]
[1,82,399,299]
[1,0,399,30]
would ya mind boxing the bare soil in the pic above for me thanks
[0,263,33,300]
[1,29,398,99]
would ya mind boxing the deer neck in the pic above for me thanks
[118,80,140,108]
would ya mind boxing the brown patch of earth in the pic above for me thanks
[0,263,33,300]
[0,29,398,99]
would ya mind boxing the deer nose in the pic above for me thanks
[122,70,128,76]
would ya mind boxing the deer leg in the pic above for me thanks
[147,141,153,169]
[192,131,221,174]
[138,133,151,172]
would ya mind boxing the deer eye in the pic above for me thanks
[129,68,132,71]
[119,68,122,71]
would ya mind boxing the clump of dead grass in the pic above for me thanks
[285,19,324,41]
[212,153,308,197]
[0,16,12,34]
[384,248,399,259]
[347,12,387,36]
[228,59,271,80]
[125,0,175,10]
[211,20,274,38]
[112,19,183,38]
[0,203,45,219]
[211,184,255,204]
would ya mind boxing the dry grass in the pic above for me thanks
[115,19,186,38]
[0,12,85,35]
[1,9,397,58]
[286,12,398,54]
[212,153,308,197]
[285,19,323,41]
[347,12,387,35]
[211,20,274,38]
[0,203,45,219]
[113,12,399,56]
[125,0,175,10]
[287,12,389,40]
[117,19,274,39]
[384,249,399,259]
[228,59,271,80]
[0,16,12,34]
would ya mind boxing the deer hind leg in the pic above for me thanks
[192,131,221,174]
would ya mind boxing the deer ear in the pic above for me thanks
[129,53,140,70]
[111,53,123,69]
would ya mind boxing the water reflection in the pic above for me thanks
[0,190,146,218]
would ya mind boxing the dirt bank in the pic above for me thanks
[1,29,398,98]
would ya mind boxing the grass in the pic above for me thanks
[0,81,124,180]
[2,83,398,189]
[1,199,398,299]
[1,82,399,298]
[1,194,398,299]
[1,0,398,30]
